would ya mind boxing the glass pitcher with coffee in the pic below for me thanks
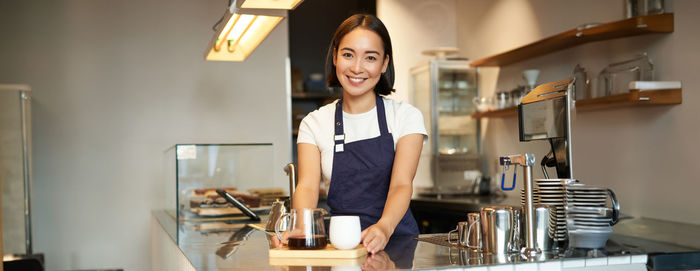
[275,208,328,250]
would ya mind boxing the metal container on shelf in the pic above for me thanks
[625,0,665,18]
[410,59,481,195]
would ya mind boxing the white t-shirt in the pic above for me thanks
[297,97,428,190]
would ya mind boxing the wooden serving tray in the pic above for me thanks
[268,255,367,267]
[269,244,367,259]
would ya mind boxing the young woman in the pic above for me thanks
[293,14,426,254]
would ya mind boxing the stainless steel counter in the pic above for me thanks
[409,194,521,233]
[410,194,521,212]
[153,208,700,271]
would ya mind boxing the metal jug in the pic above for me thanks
[480,205,521,254]
[265,197,289,231]
[265,163,297,231]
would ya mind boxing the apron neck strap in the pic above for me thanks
[334,94,389,144]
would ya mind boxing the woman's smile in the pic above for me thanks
[347,75,367,85]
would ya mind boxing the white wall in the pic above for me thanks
[377,0,459,102]
[377,0,458,188]
[0,0,291,270]
[455,0,700,225]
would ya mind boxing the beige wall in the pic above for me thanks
[0,0,291,269]
[378,0,459,188]
[456,0,700,225]
[378,0,459,103]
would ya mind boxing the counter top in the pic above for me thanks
[411,193,520,212]
[409,193,522,233]
[153,208,699,271]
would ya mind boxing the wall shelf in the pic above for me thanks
[470,13,674,67]
[471,88,682,119]
[576,88,682,111]
[471,107,518,119]
[291,92,341,99]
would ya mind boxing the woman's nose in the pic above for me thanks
[350,59,362,73]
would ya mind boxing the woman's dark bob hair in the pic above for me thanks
[325,14,395,96]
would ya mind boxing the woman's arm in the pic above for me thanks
[361,133,424,253]
[292,143,322,209]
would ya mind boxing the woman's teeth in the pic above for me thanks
[348,76,365,83]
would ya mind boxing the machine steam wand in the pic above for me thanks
[500,153,541,257]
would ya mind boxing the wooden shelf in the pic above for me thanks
[439,110,474,116]
[471,88,682,119]
[470,13,674,67]
[291,92,341,99]
[471,107,518,119]
[576,88,682,111]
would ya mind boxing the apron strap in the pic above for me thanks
[334,101,345,152]
[375,94,389,136]
[333,94,389,153]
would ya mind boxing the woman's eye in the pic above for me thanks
[366,56,377,61]
[342,52,353,58]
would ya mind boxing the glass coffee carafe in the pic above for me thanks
[275,208,328,250]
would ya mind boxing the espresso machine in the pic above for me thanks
[518,78,575,179]
[499,78,576,256]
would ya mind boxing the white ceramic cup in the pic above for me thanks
[331,266,361,271]
[329,216,361,250]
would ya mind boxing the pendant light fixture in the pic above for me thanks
[239,0,304,10]
[204,0,304,61]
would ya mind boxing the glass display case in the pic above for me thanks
[0,84,33,255]
[166,143,283,222]
[410,60,481,193]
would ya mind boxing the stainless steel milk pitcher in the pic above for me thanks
[480,206,521,254]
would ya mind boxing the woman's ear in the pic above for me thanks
[381,54,389,73]
[333,48,338,66]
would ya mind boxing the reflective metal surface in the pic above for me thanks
[153,210,699,270]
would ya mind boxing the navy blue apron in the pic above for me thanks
[326,94,419,236]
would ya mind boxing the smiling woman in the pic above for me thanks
[325,14,395,98]
[290,14,428,254]
[332,28,389,101]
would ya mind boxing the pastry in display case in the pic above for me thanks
[410,60,482,195]
[166,143,284,221]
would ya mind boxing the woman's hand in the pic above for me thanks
[361,251,396,271]
[268,234,285,249]
[361,222,392,254]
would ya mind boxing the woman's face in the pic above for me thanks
[334,28,389,97]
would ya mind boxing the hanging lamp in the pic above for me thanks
[204,0,303,61]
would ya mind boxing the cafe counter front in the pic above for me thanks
[151,209,700,271]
